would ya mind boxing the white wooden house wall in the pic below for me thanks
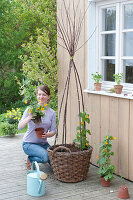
[57,0,133,181]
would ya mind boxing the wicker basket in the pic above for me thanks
[47,144,93,183]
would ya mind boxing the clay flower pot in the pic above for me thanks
[94,83,102,91]
[35,127,44,138]
[100,177,110,187]
[114,85,123,94]
[118,185,130,199]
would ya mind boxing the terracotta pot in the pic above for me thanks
[35,127,44,138]
[118,186,130,199]
[94,83,102,91]
[114,85,123,94]
[100,177,110,187]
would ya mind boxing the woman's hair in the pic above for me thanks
[37,85,50,96]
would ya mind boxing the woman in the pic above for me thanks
[18,85,56,170]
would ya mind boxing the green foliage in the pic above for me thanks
[73,112,91,150]
[5,108,22,124]
[18,0,57,111]
[18,125,27,134]
[97,135,116,181]
[92,72,103,84]
[0,0,57,113]
[109,88,115,93]
[113,73,123,85]
[0,113,6,122]
[0,122,18,136]
[29,103,47,118]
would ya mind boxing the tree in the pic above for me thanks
[19,0,57,110]
[0,0,57,113]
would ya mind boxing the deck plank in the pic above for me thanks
[0,133,133,200]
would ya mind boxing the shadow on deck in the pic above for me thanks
[0,133,133,200]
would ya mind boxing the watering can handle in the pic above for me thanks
[31,161,40,179]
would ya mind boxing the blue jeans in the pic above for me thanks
[22,142,50,164]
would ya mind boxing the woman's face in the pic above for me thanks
[37,89,50,104]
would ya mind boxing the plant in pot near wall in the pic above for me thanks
[113,73,123,94]
[97,135,116,187]
[47,0,93,183]
[92,72,103,91]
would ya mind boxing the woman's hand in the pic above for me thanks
[29,113,34,120]
[41,131,55,139]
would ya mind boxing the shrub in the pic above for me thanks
[0,113,6,122]
[5,108,22,124]
[0,122,18,136]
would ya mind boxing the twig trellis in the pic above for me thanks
[52,0,93,150]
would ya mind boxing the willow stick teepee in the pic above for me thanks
[51,0,94,150]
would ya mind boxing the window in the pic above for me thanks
[97,1,133,91]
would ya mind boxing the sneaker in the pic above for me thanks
[26,157,31,171]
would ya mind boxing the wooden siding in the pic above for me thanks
[57,0,133,181]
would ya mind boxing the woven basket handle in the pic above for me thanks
[52,146,71,157]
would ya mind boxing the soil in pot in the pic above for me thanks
[118,185,130,199]
[32,114,42,125]
[35,127,44,138]
[100,177,110,187]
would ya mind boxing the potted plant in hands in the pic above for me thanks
[92,72,103,91]
[113,73,123,94]
[20,78,47,125]
[28,101,47,125]
[97,135,116,187]
[20,80,47,137]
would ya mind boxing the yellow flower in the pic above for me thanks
[41,108,44,111]
[106,136,108,139]
[38,100,41,102]
[81,122,83,125]
[86,115,89,119]
[44,103,47,106]
[86,143,88,146]
[105,142,108,145]
[113,137,116,140]
[24,100,27,104]
[37,107,40,110]
[29,109,31,114]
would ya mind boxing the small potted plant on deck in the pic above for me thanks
[97,135,116,187]
[113,73,123,94]
[92,72,103,91]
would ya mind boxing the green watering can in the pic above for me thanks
[27,161,48,197]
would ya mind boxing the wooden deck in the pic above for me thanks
[0,133,133,200]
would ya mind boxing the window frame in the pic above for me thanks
[95,0,133,92]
